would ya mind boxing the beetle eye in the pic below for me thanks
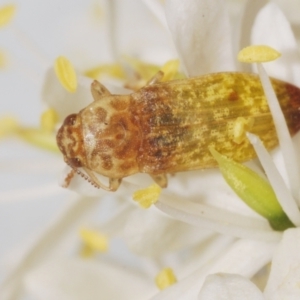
[68,157,82,168]
[64,114,77,126]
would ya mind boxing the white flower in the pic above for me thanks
[1,0,300,299]
[195,228,300,300]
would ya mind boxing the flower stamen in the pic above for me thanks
[238,45,300,202]
[247,133,300,227]
[40,108,59,132]
[238,45,281,63]
[133,184,161,208]
[155,267,177,290]
[79,228,108,257]
[54,56,78,93]
[0,4,15,28]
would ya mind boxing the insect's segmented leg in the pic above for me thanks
[62,168,76,188]
[109,178,122,191]
[150,174,168,188]
[147,71,164,85]
[91,80,111,101]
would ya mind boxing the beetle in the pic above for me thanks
[56,71,300,191]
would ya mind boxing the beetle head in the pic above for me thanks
[56,113,87,169]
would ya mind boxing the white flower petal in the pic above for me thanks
[24,258,155,300]
[273,0,300,25]
[0,196,100,299]
[238,0,268,71]
[164,0,235,76]
[142,0,168,29]
[264,228,300,300]
[251,3,300,85]
[156,192,281,241]
[42,68,93,122]
[113,0,176,63]
[247,133,300,227]
[151,239,275,299]
[256,63,300,203]
[198,273,264,300]
[123,208,213,256]
[178,235,236,278]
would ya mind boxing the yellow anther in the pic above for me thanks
[84,64,125,80]
[233,117,254,144]
[161,59,180,82]
[238,45,281,63]
[40,108,59,132]
[155,268,177,290]
[0,4,15,27]
[54,56,77,93]
[132,184,161,208]
[79,228,108,253]
[17,128,59,152]
[0,116,18,137]
[123,56,160,81]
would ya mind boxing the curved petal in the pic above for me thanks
[151,239,276,300]
[42,68,93,122]
[198,273,264,300]
[239,0,268,52]
[24,258,155,300]
[113,0,176,63]
[123,208,213,256]
[0,196,100,299]
[273,0,300,26]
[251,3,300,85]
[164,0,235,76]
[264,228,300,300]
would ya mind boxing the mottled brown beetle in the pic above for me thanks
[56,72,300,191]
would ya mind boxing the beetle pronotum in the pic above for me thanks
[56,72,300,191]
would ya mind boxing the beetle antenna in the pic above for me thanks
[64,159,100,189]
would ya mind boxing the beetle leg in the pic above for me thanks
[109,178,122,191]
[62,168,76,188]
[150,174,168,188]
[91,80,111,101]
[147,71,164,85]
[83,167,122,191]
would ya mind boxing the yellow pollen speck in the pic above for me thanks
[132,184,161,208]
[233,117,254,144]
[79,228,108,253]
[161,59,180,82]
[0,4,15,27]
[40,108,59,132]
[238,45,281,63]
[54,56,77,93]
[155,268,177,290]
